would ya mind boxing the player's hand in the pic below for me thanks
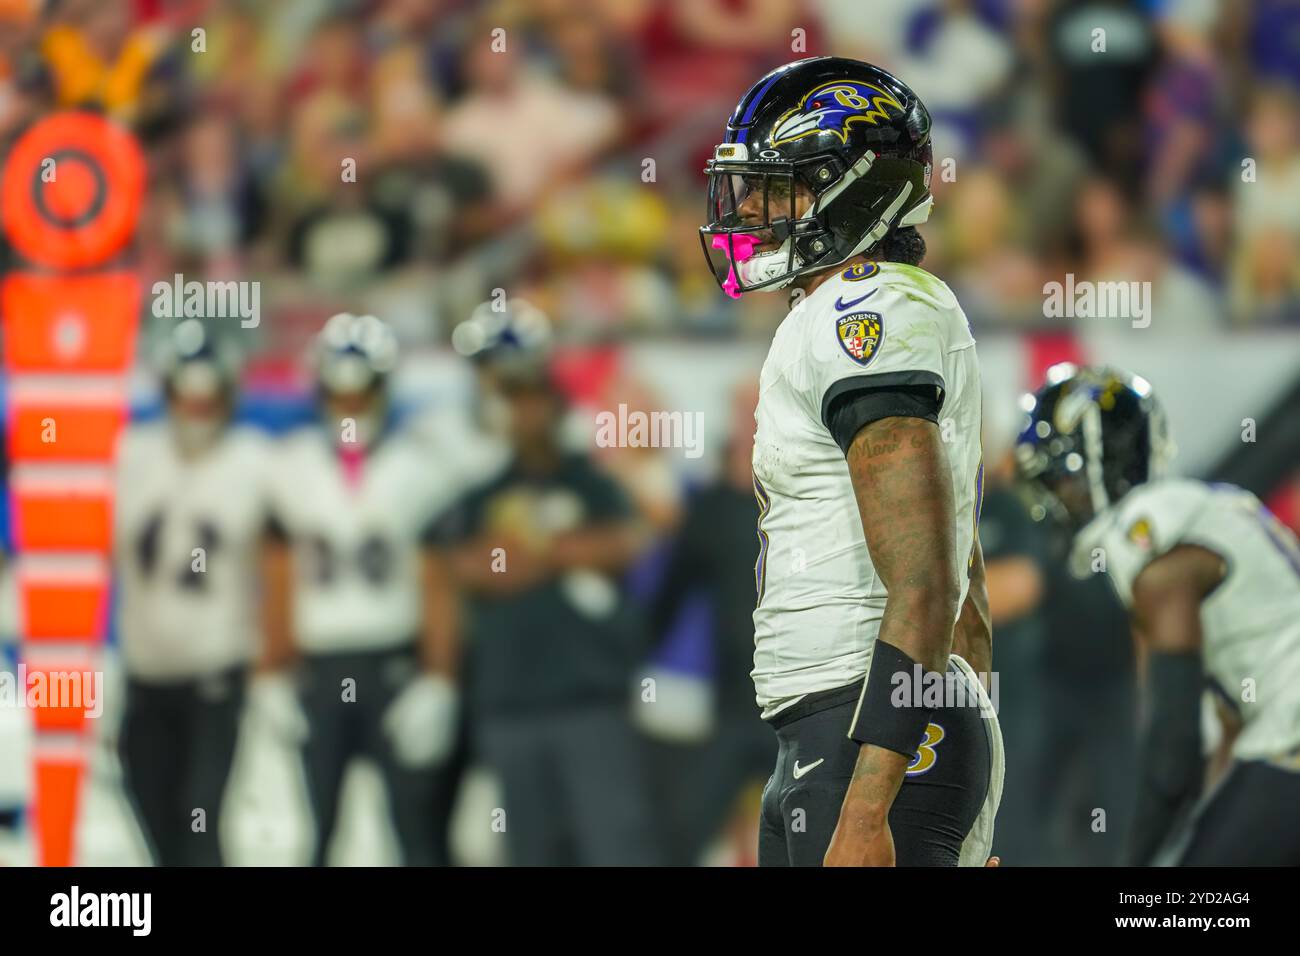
[825,744,908,866]
[382,672,458,769]
[823,812,895,867]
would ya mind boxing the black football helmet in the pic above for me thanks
[154,320,240,454]
[158,319,238,400]
[452,298,554,388]
[700,56,933,297]
[1015,364,1175,531]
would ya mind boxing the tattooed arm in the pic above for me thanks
[824,415,960,866]
[952,535,992,677]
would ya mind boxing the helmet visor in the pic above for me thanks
[699,158,803,297]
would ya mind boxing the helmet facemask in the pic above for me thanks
[699,143,932,298]
[1015,425,1105,534]
[166,359,232,457]
[160,319,238,458]
[700,153,816,297]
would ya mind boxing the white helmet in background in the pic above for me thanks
[156,318,240,456]
[313,312,400,449]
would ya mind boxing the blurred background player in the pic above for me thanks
[112,319,270,866]
[977,413,1135,867]
[968,421,1052,867]
[429,303,661,866]
[261,312,460,866]
[1017,364,1300,866]
[645,380,776,865]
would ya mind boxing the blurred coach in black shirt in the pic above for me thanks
[428,310,660,865]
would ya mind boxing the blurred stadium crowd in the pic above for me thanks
[3,0,1299,345]
[0,0,1298,866]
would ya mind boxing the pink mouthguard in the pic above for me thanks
[711,233,760,299]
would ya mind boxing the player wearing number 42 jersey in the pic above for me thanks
[701,56,1003,867]
[113,320,272,866]
[1017,364,1300,866]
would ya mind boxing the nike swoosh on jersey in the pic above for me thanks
[835,289,878,311]
[792,758,825,780]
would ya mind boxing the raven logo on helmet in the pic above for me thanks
[771,81,905,146]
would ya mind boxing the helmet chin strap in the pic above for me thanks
[844,181,914,261]
[899,194,933,226]
[1148,403,1175,480]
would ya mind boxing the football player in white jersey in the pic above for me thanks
[701,56,1002,867]
[114,319,272,865]
[262,313,460,866]
[1017,364,1300,865]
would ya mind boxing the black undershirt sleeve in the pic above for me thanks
[1127,651,1205,865]
[823,381,944,455]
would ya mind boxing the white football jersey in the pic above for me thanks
[751,261,983,714]
[269,426,457,654]
[1074,479,1300,760]
[114,423,273,679]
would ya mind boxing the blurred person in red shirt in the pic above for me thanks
[636,0,817,114]
[441,13,621,220]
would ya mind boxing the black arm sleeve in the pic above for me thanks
[1127,650,1205,865]
[823,382,944,456]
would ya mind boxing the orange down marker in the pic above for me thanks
[1,111,143,865]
